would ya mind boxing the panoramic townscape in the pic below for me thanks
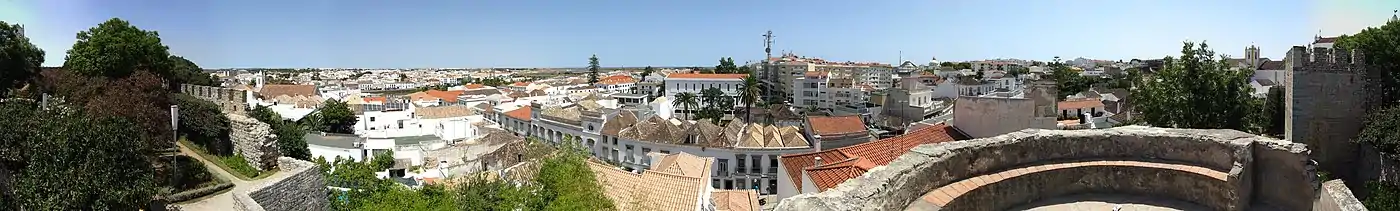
[3,1,1400,211]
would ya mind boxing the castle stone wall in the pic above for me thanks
[228,114,279,170]
[1284,46,1367,182]
[180,84,249,115]
[944,164,1235,211]
[774,126,1339,211]
[234,157,329,211]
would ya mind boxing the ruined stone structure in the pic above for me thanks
[775,126,1363,211]
[180,84,250,115]
[229,114,280,170]
[180,84,279,170]
[233,157,330,211]
[1285,46,1367,181]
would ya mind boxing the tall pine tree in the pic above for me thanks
[587,55,600,85]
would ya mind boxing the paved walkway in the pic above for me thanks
[1011,194,1209,211]
[173,142,286,210]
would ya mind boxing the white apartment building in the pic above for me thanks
[792,71,830,110]
[664,73,747,113]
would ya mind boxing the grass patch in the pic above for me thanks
[179,138,278,180]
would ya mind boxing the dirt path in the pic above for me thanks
[174,142,283,210]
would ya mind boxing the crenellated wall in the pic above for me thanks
[180,84,250,115]
[1284,46,1368,182]
[775,126,1356,211]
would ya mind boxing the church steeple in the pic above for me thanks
[1391,9,1397,22]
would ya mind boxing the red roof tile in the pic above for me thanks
[666,73,749,80]
[599,75,637,85]
[426,90,465,102]
[464,84,486,89]
[779,123,964,192]
[806,115,868,137]
[1058,98,1104,110]
[510,82,531,87]
[504,106,532,121]
[257,84,317,99]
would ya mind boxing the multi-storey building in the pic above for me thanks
[664,73,747,115]
[765,54,893,103]
[492,95,819,196]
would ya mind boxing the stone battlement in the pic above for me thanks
[775,126,1360,211]
[1287,46,1366,73]
[180,84,249,115]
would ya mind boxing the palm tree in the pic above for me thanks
[674,92,698,120]
[740,75,761,122]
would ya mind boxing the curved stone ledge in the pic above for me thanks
[915,160,1234,211]
[774,126,1320,211]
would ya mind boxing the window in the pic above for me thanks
[768,179,778,194]
[370,117,376,122]
[717,159,729,177]
[660,150,671,154]
[770,156,779,173]
[724,180,734,189]
[736,155,747,173]
[737,180,747,191]
[751,155,762,173]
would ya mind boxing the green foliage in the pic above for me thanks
[1049,58,1101,101]
[175,94,231,154]
[1359,105,1400,155]
[457,175,537,211]
[1,100,157,210]
[588,54,601,85]
[1336,18,1400,110]
[63,18,173,79]
[220,154,263,178]
[1366,181,1400,211]
[531,150,616,210]
[0,21,46,96]
[248,105,311,160]
[372,150,396,171]
[169,55,217,86]
[640,66,654,82]
[696,87,734,123]
[1131,41,1259,131]
[673,92,699,120]
[171,155,215,191]
[1263,86,1286,137]
[715,57,740,74]
[317,99,358,134]
[740,75,762,121]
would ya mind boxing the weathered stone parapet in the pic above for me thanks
[1314,179,1367,211]
[228,114,279,171]
[775,126,1335,211]
[235,157,329,211]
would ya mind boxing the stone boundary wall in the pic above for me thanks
[945,164,1233,211]
[234,157,329,211]
[1314,179,1367,211]
[179,84,249,115]
[1284,46,1367,182]
[228,114,279,170]
[775,126,1333,211]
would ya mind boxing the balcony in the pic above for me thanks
[716,170,730,177]
[769,167,778,174]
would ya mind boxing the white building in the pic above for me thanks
[664,73,747,113]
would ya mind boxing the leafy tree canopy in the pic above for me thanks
[63,18,172,79]
[0,100,157,210]
[0,21,46,95]
[1130,41,1260,131]
[317,99,358,134]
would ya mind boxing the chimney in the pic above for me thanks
[814,156,823,166]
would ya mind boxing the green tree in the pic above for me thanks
[588,55,600,85]
[715,57,739,74]
[372,150,396,171]
[1336,18,1400,110]
[740,75,762,121]
[1050,57,1095,100]
[174,94,231,154]
[698,87,732,123]
[63,18,173,79]
[1262,86,1286,137]
[639,66,654,82]
[1131,41,1259,131]
[531,150,615,210]
[317,99,358,134]
[939,61,955,67]
[1358,105,1400,154]
[673,92,698,120]
[169,55,217,86]
[249,105,312,160]
[2,100,157,210]
[0,21,45,96]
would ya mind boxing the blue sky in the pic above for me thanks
[2,0,1397,69]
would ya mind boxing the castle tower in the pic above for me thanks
[1285,46,1368,181]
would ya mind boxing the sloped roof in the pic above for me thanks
[779,123,964,192]
[711,189,760,211]
[666,73,749,80]
[416,105,475,119]
[541,106,582,122]
[807,115,868,137]
[601,111,639,136]
[1258,60,1285,70]
[1059,98,1105,110]
[587,152,713,211]
[257,84,317,99]
[503,106,532,121]
[425,90,466,102]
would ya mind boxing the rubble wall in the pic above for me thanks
[1284,46,1367,181]
[228,114,279,170]
[234,157,329,211]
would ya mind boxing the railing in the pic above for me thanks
[769,167,778,174]
[716,170,730,177]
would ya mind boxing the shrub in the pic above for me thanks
[220,155,261,178]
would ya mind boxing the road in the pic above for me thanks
[173,142,286,210]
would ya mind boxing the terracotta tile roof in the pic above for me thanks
[601,111,639,136]
[256,84,317,99]
[407,92,440,102]
[1058,98,1104,110]
[362,96,386,103]
[666,73,749,80]
[1258,60,1285,70]
[464,83,486,89]
[1315,36,1338,44]
[510,82,530,87]
[415,105,474,119]
[711,189,760,211]
[503,106,531,121]
[587,152,713,211]
[426,90,465,102]
[598,75,637,85]
[779,123,964,192]
[806,115,868,137]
